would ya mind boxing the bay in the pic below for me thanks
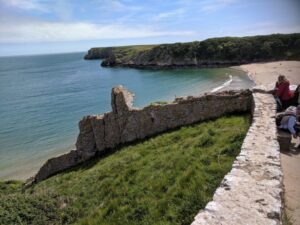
[0,52,253,180]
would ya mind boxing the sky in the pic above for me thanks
[0,0,299,56]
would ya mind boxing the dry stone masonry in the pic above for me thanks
[191,91,283,225]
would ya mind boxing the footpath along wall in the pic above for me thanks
[34,86,283,225]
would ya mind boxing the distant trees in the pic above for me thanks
[86,33,300,66]
[149,33,300,63]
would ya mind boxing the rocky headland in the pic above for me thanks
[85,33,300,69]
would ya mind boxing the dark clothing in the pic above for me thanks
[282,99,292,110]
[290,85,300,106]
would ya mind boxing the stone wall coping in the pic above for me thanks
[190,92,283,225]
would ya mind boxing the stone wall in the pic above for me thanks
[34,86,252,182]
[191,91,283,225]
[33,86,284,224]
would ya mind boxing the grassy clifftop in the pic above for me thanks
[84,45,156,60]
[0,115,250,225]
[85,33,300,68]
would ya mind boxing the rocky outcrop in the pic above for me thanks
[34,86,252,182]
[101,58,245,69]
[191,91,283,225]
[84,47,113,60]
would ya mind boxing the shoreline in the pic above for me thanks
[238,61,300,87]
[0,144,74,181]
[0,67,251,181]
[230,66,256,84]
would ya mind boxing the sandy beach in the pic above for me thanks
[239,61,300,88]
[239,61,300,224]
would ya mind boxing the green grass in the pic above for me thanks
[282,207,294,225]
[0,114,250,225]
[110,45,156,62]
[150,101,169,105]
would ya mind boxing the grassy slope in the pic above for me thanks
[0,115,250,225]
[109,45,156,63]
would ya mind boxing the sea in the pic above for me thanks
[0,52,254,180]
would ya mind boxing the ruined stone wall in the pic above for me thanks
[191,91,283,225]
[33,86,284,224]
[34,86,252,182]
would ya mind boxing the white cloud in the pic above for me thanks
[213,22,300,37]
[92,0,142,12]
[0,0,76,21]
[242,23,300,36]
[200,0,237,12]
[156,8,186,20]
[0,21,195,43]
[0,0,48,12]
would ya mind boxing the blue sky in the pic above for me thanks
[0,0,299,56]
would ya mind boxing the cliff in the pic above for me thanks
[84,33,300,68]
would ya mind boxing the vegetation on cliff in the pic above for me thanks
[85,33,300,68]
[0,115,250,225]
[84,45,156,60]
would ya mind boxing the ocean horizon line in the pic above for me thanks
[0,51,87,58]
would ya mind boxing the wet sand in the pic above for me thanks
[239,61,300,224]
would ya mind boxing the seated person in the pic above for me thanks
[274,75,292,110]
[278,105,300,147]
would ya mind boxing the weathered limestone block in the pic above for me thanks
[75,116,96,152]
[90,115,105,152]
[103,112,120,149]
[133,109,165,139]
[111,85,134,115]
[34,150,95,182]
[120,112,139,143]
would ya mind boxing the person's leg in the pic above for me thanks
[275,97,283,111]
[295,125,300,148]
[281,100,291,110]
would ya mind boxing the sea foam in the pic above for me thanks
[211,74,233,93]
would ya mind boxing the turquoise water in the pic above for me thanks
[0,52,253,180]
